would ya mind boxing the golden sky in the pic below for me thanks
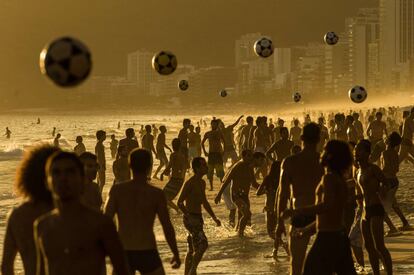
[0,0,376,105]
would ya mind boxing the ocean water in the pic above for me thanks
[0,114,413,274]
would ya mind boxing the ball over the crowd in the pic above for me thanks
[152,51,177,75]
[39,37,92,87]
[349,85,367,103]
[324,32,339,45]
[293,92,302,103]
[220,89,228,98]
[178,80,189,91]
[254,37,274,58]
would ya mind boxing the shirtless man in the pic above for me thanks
[282,140,356,275]
[221,115,244,166]
[239,116,254,151]
[355,140,393,275]
[353,112,364,141]
[79,152,103,211]
[266,127,293,162]
[74,136,86,156]
[105,149,181,274]
[153,126,172,179]
[178,119,191,168]
[367,112,388,146]
[289,119,302,147]
[202,119,225,191]
[1,145,59,275]
[95,130,106,192]
[53,133,61,147]
[274,119,285,142]
[275,123,324,275]
[113,145,131,184]
[334,114,347,141]
[399,107,414,164]
[110,134,119,159]
[34,152,129,275]
[317,117,329,153]
[253,117,272,153]
[119,128,139,156]
[346,115,358,144]
[177,157,221,275]
[5,127,11,139]
[215,151,265,237]
[142,125,157,177]
[188,125,200,164]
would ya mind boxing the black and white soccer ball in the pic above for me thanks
[220,89,228,98]
[152,51,177,75]
[254,37,274,58]
[178,80,189,91]
[39,37,92,87]
[293,92,302,103]
[348,86,367,103]
[324,32,339,45]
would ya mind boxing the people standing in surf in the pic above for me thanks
[282,140,357,275]
[95,130,106,192]
[275,123,324,275]
[34,152,129,275]
[74,136,86,156]
[1,145,60,275]
[110,134,119,159]
[105,149,181,274]
[201,119,225,191]
[177,157,221,275]
[354,140,393,275]
[161,138,186,212]
[52,127,56,137]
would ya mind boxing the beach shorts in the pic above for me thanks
[291,215,316,228]
[184,213,208,253]
[223,149,238,164]
[126,250,163,274]
[208,152,224,180]
[232,191,251,220]
[222,184,236,210]
[303,231,356,275]
[163,177,184,201]
[157,150,168,165]
[349,206,363,248]
[363,204,385,221]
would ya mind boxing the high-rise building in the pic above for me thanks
[127,50,158,94]
[274,48,292,75]
[188,66,237,97]
[379,0,414,90]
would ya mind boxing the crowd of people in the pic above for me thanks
[1,105,413,275]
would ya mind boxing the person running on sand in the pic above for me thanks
[275,123,324,275]
[153,126,172,179]
[354,140,393,275]
[105,149,181,274]
[282,140,357,275]
[34,152,129,275]
[177,157,221,275]
[1,145,60,275]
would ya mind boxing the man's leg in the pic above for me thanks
[188,228,208,275]
[361,219,380,275]
[207,163,214,191]
[184,234,194,275]
[289,226,311,275]
[98,169,105,192]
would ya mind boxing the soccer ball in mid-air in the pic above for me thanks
[39,37,92,87]
[152,51,177,75]
[178,80,189,91]
[349,86,367,103]
[254,37,274,58]
[220,89,228,98]
[324,32,339,45]
[293,92,302,103]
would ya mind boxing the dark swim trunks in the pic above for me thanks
[364,204,385,221]
[163,177,184,201]
[126,250,163,274]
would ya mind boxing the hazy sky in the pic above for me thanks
[0,0,376,105]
